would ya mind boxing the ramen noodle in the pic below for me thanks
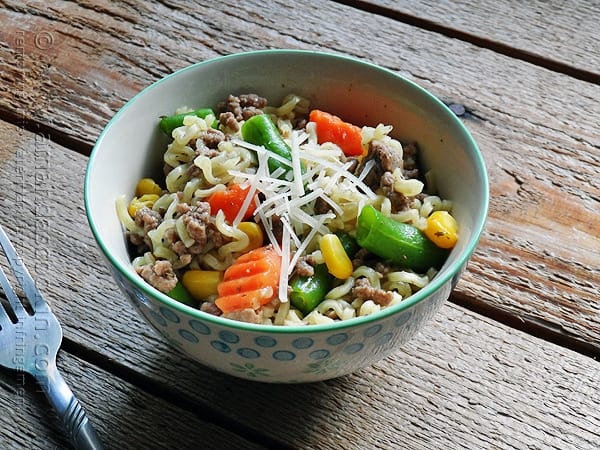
[116,93,457,325]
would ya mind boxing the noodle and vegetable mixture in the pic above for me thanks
[117,93,458,325]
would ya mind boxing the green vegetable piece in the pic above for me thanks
[289,264,332,315]
[159,108,217,135]
[356,205,449,272]
[335,231,360,258]
[167,281,196,307]
[241,114,299,179]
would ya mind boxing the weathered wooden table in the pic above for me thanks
[1,1,598,448]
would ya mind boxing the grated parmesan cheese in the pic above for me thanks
[229,129,380,302]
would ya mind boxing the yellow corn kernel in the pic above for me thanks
[127,194,159,217]
[320,233,353,279]
[135,178,163,197]
[425,210,459,249]
[182,270,223,300]
[237,222,264,252]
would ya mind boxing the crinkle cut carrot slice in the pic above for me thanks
[215,287,275,313]
[214,245,282,314]
[218,272,274,297]
[221,259,272,283]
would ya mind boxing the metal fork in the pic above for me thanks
[0,224,103,450]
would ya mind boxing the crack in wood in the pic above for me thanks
[336,0,600,85]
[58,337,296,450]
[449,292,600,360]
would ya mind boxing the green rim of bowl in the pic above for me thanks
[84,49,489,335]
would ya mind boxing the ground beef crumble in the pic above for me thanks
[295,256,315,277]
[132,201,232,293]
[218,93,268,121]
[401,142,420,179]
[219,111,239,132]
[137,260,177,293]
[352,248,374,270]
[353,139,425,213]
[127,207,162,250]
[181,203,219,247]
[135,206,162,232]
[352,277,395,306]
[223,308,263,324]
[200,301,222,316]
[171,202,229,260]
[200,128,225,148]
[356,139,404,190]
[380,171,411,212]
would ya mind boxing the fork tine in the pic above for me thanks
[0,264,28,318]
[0,225,50,314]
[0,296,13,328]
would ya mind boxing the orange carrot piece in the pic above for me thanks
[220,259,272,284]
[309,109,364,156]
[215,288,275,313]
[233,244,276,264]
[218,272,273,297]
[206,183,257,223]
[214,245,281,313]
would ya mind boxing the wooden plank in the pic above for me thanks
[356,0,600,80]
[0,120,598,449]
[0,353,267,450]
[0,0,598,352]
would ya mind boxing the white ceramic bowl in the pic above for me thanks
[84,50,489,383]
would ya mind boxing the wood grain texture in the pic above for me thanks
[0,0,598,353]
[0,353,266,450]
[0,119,598,449]
[360,0,600,79]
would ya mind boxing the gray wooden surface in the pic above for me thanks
[0,1,599,449]
[366,0,600,79]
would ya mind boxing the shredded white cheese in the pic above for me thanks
[230,131,378,302]
[279,217,291,301]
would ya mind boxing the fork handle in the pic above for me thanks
[40,365,104,450]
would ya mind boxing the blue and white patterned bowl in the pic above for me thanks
[84,50,488,383]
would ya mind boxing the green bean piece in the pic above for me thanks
[289,264,332,315]
[167,281,197,307]
[159,108,217,135]
[241,114,298,179]
[335,231,360,258]
[356,205,449,272]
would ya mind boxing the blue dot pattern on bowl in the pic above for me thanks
[395,310,413,328]
[210,340,231,353]
[327,333,349,345]
[139,304,425,379]
[292,337,314,349]
[131,287,152,308]
[237,348,260,359]
[309,349,330,360]
[189,319,211,335]
[123,274,448,382]
[219,330,240,343]
[149,310,167,327]
[254,336,277,347]
[364,324,382,337]
[178,329,199,343]
[273,350,295,361]
[377,332,394,346]
[160,306,180,323]
[343,343,364,354]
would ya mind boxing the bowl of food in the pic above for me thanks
[84,49,488,383]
